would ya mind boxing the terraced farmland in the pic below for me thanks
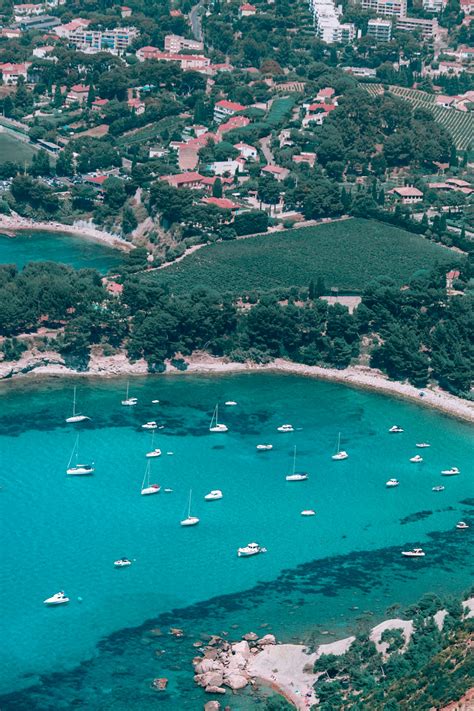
[361,84,473,150]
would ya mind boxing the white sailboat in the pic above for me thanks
[401,548,425,557]
[145,431,161,458]
[121,381,138,406]
[141,460,160,496]
[256,444,273,451]
[389,425,403,433]
[65,386,90,423]
[285,446,308,481]
[209,404,228,433]
[66,434,94,475]
[331,433,348,460]
[441,467,460,476]
[180,489,199,526]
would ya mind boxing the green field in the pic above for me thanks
[0,131,37,164]
[153,218,463,294]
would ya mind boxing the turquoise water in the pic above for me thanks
[0,231,123,273]
[0,374,472,709]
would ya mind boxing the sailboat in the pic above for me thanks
[209,404,228,433]
[66,434,94,475]
[145,431,161,458]
[331,433,348,460]
[65,386,90,423]
[121,381,138,407]
[141,460,160,495]
[180,489,199,526]
[285,446,308,481]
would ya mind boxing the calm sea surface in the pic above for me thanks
[0,230,123,272]
[0,373,472,709]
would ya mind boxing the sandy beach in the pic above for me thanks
[0,350,472,424]
[0,214,133,251]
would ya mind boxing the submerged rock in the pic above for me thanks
[204,702,221,711]
[205,685,226,694]
[242,632,258,641]
[257,634,276,646]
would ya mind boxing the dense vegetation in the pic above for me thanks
[152,219,463,294]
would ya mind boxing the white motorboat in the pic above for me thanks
[256,444,273,451]
[286,446,308,481]
[209,404,228,433]
[204,489,223,501]
[152,399,160,404]
[180,489,199,526]
[389,425,403,433]
[277,424,294,432]
[401,548,425,557]
[237,542,267,557]
[66,434,94,475]
[141,460,160,496]
[456,521,469,529]
[416,443,430,448]
[65,386,90,423]
[225,401,237,406]
[441,467,460,476]
[301,510,316,516]
[121,381,137,406]
[44,591,69,605]
[142,421,158,430]
[114,558,132,568]
[432,485,445,492]
[386,478,399,487]
[331,432,348,460]
[164,488,173,493]
[410,455,423,463]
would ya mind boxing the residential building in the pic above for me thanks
[342,65,377,77]
[164,34,203,52]
[389,186,423,204]
[457,45,474,60]
[435,94,456,108]
[136,47,210,70]
[65,83,89,105]
[161,172,205,189]
[293,152,317,167]
[422,0,446,12]
[54,18,89,37]
[316,86,336,102]
[262,164,290,181]
[120,5,132,17]
[202,197,239,211]
[357,0,407,17]
[234,142,258,160]
[64,26,139,54]
[213,99,246,123]
[16,14,60,30]
[309,0,356,43]
[13,3,44,20]
[217,115,251,138]
[460,0,474,11]
[128,97,145,115]
[239,3,257,16]
[302,102,336,126]
[210,159,243,176]
[0,62,30,84]
[91,97,109,112]
[396,16,438,36]
[367,18,392,41]
[32,45,56,59]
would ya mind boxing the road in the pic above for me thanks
[189,1,203,42]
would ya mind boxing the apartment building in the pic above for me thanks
[136,46,210,70]
[309,0,356,43]
[367,18,392,40]
[213,99,246,123]
[0,62,30,84]
[396,16,438,36]
[164,34,203,53]
[65,26,139,54]
[422,0,447,12]
[54,18,89,37]
[358,0,407,18]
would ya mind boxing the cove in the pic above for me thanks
[0,373,472,707]
[0,230,123,272]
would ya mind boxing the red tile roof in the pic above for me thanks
[202,197,238,209]
[215,99,246,112]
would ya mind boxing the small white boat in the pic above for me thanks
[389,425,403,433]
[66,435,94,475]
[204,489,223,501]
[146,449,161,458]
[164,488,173,493]
[286,446,308,481]
[152,399,160,404]
[114,558,132,568]
[65,386,90,423]
[237,542,267,557]
[386,478,399,487]
[416,443,430,448]
[432,485,445,492]
[401,548,425,557]
[225,401,237,406]
[256,444,273,451]
[209,404,228,433]
[301,510,316,516]
[180,489,199,526]
[121,381,137,406]
[44,591,69,605]
[441,467,460,476]
[331,432,348,460]
[142,421,158,430]
[277,424,294,432]
[456,521,469,530]
[410,455,423,463]
[141,460,160,496]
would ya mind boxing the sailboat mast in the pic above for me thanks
[293,446,296,475]
[188,489,192,517]
[72,386,77,417]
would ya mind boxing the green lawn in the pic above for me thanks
[152,218,463,294]
[0,131,37,164]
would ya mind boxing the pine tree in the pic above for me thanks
[341,187,351,211]
[378,189,385,206]
[308,279,315,300]
[87,84,96,108]
[53,84,63,108]
[212,178,222,198]
[316,276,326,297]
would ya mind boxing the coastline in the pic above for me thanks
[0,214,134,252]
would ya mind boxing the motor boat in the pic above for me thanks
[209,405,228,433]
[146,448,162,458]
[389,425,404,433]
[67,463,95,476]
[410,455,423,463]
[204,490,223,501]
[256,444,273,451]
[456,521,469,529]
[441,467,460,476]
[386,478,399,487]
[164,488,173,493]
[416,443,430,448]
[122,397,138,406]
[152,399,160,404]
[225,401,237,406]
[237,542,267,557]
[301,510,316,516]
[277,424,294,432]
[286,473,308,481]
[401,548,425,557]
[44,591,69,605]
[114,558,132,568]
[432,485,445,492]
[142,421,158,430]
